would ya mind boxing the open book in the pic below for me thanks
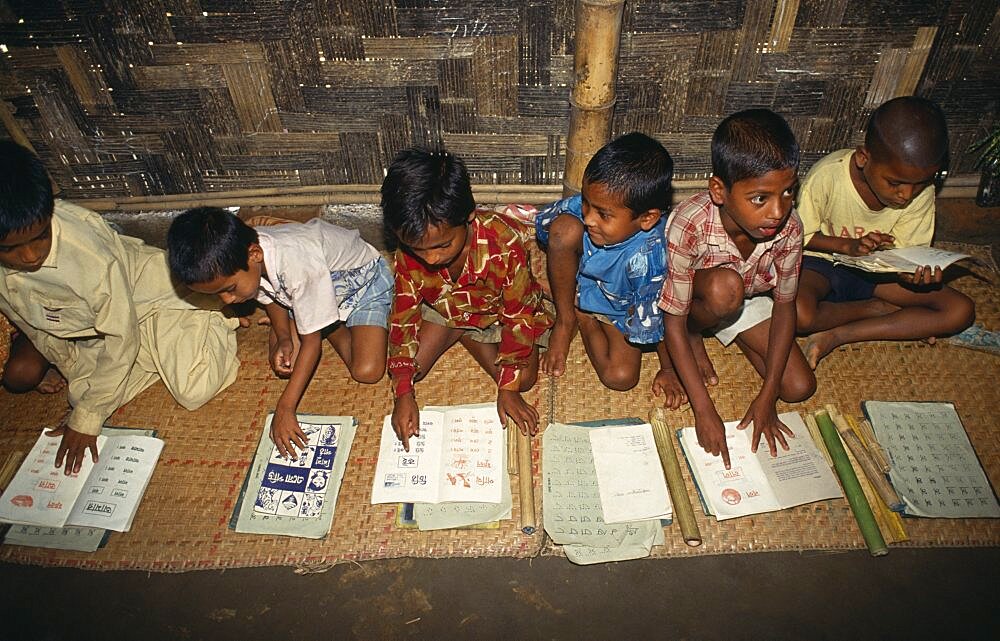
[678,412,842,520]
[0,430,163,532]
[230,413,357,538]
[830,246,970,273]
[370,403,504,505]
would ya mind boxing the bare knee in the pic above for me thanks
[1,356,47,393]
[943,290,975,334]
[350,358,386,385]
[779,369,816,403]
[697,269,744,321]
[597,365,640,392]
[795,296,819,333]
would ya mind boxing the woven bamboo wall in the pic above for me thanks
[0,1,996,201]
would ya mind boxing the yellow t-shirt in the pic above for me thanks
[797,149,935,257]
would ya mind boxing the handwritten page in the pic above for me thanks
[370,404,503,504]
[832,246,969,273]
[232,414,356,539]
[679,412,841,520]
[589,423,671,524]
[542,422,662,563]
[863,401,1000,518]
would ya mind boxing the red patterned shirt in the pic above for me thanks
[658,192,803,316]
[388,208,553,398]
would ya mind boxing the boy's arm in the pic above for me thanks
[737,298,796,456]
[270,327,321,460]
[805,231,894,256]
[540,214,584,376]
[496,242,547,435]
[387,257,423,450]
[663,312,729,468]
[56,259,144,473]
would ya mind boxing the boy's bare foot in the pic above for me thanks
[803,331,838,370]
[36,368,67,394]
[652,366,688,409]
[688,332,718,386]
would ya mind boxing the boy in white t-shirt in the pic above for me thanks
[167,208,392,458]
[795,96,974,368]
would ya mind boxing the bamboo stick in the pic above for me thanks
[649,408,702,547]
[850,416,891,473]
[803,413,834,467]
[826,406,905,513]
[516,426,536,535]
[815,410,888,556]
[507,422,518,476]
[563,0,626,196]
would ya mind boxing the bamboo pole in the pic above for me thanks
[563,0,626,196]
[649,408,702,547]
[516,427,536,535]
[826,405,905,512]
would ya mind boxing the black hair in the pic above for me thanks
[166,207,259,285]
[583,132,673,216]
[0,140,55,240]
[865,96,949,169]
[380,148,476,247]
[711,109,800,187]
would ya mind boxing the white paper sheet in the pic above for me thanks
[588,423,671,524]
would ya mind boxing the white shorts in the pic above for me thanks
[714,296,773,346]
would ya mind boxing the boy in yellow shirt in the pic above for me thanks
[795,96,974,367]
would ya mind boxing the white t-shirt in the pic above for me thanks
[255,218,380,334]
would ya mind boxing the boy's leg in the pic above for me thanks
[796,266,897,334]
[733,320,816,403]
[2,332,66,394]
[574,310,642,391]
[457,336,542,392]
[412,321,467,382]
[685,267,747,386]
[804,283,975,367]
[325,324,387,384]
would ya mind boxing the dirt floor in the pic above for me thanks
[3,198,999,641]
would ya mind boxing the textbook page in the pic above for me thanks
[864,401,1000,518]
[0,432,105,527]
[542,422,662,560]
[66,435,163,531]
[831,246,969,273]
[679,412,841,520]
[233,415,357,538]
[371,404,504,504]
[588,423,671,524]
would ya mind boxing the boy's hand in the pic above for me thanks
[270,407,308,460]
[497,388,539,436]
[269,335,295,378]
[737,396,793,458]
[391,393,420,452]
[651,367,688,410]
[694,410,730,469]
[540,319,574,377]
[847,232,894,256]
[899,264,943,287]
[46,425,99,476]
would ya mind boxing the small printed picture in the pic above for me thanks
[254,487,280,514]
[384,473,405,488]
[307,469,329,493]
[276,490,302,517]
[300,493,324,518]
[319,424,339,447]
[301,422,324,446]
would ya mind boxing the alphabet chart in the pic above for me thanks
[231,414,356,539]
[863,401,1000,518]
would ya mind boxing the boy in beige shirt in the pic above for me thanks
[0,141,239,474]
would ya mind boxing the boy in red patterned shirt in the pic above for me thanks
[381,149,552,450]
[660,109,816,469]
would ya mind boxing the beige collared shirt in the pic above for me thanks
[0,200,238,435]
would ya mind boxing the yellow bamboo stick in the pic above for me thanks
[649,408,702,547]
[516,426,536,535]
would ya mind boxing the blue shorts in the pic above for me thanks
[339,256,394,329]
[801,255,889,303]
